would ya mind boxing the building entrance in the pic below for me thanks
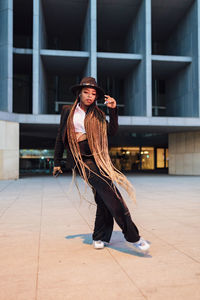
[110,147,168,172]
[19,146,168,175]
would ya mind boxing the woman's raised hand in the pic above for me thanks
[104,95,117,109]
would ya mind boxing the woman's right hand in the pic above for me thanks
[53,166,63,176]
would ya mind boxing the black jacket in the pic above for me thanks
[54,105,118,168]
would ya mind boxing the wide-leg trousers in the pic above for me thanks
[78,140,140,243]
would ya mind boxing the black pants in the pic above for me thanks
[78,140,140,243]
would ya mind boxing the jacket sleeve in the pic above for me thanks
[54,106,66,167]
[107,106,118,136]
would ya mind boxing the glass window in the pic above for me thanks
[166,148,169,168]
[141,147,154,170]
[157,148,165,168]
[109,147,140,171]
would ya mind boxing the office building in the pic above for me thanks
[1,0,200,179]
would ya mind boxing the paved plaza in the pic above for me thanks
[0,173,200,300]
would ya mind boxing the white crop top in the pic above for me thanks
[73,103,86,134]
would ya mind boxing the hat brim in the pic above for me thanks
[70,84,105,100]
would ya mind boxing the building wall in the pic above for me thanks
[0,0,199,118]
[166,2,199,117]
[169,131,200,175]
[1,0,200,178]
[0,120,19,180]
[0,0,13,112]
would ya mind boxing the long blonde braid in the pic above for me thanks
[67,97,136,203]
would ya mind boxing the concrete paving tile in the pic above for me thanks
[105,231,200,296]
[150,243,199,265]
[42,205,82,215]
[0,215,42,226]
[44,222,93,239]
[0,276,36,300]
[140,228,200,262]
[86,281,145,300]
[41,216,89,228]
[0,180,13,188]
[172,215,200,228]
[0,195,19,202]
[172,243,200,262]
[132,214,170,230]
[0,236,38,300]
[41,232,93,252]
[0,175,200,300]
[144,283,200,300]
[111,250,200,289]
[153,207,200,219]
[39,230,92,252]
[0,233,39,260]
[152,225,200,247]
[0,224,40,237]
[42,197,73,207]
[39,241,74,253]
[0,185,21,193]
[1,203,42,214]
[37,250,130,287]
[0,204,42,219]
[37,281,145,300]
[0,252,38,277]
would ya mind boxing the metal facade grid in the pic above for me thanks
[1,0,200,131]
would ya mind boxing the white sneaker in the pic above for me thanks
[93,240,104,249]
[132,237,150,252]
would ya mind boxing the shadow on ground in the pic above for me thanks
[66,231,151,258]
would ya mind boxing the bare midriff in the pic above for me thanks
[75,132,87,142]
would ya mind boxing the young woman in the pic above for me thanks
[53,77,150,252]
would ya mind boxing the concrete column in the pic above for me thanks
[32,0,40,114]
[39,57,48,114]
[197,0,200,117]
[39,0,47,49]
[0,0,13,112]
[89,0,97,78]
[145,0,152,117]
[82,2,90,76]
[124,1,146,116]
[0,120,19,180]
[165,2,198,117]
[81,1,90,51]
[168,131,200,175]
[39,1,48,114]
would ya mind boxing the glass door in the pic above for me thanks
[141,147,154,170]
[156,148,168,168]
[157,148,165,168]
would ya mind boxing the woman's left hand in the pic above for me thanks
[104,95,117,108]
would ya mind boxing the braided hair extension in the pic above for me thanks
[67,97,136,203]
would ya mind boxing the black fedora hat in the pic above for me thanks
[70,77,105,99]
